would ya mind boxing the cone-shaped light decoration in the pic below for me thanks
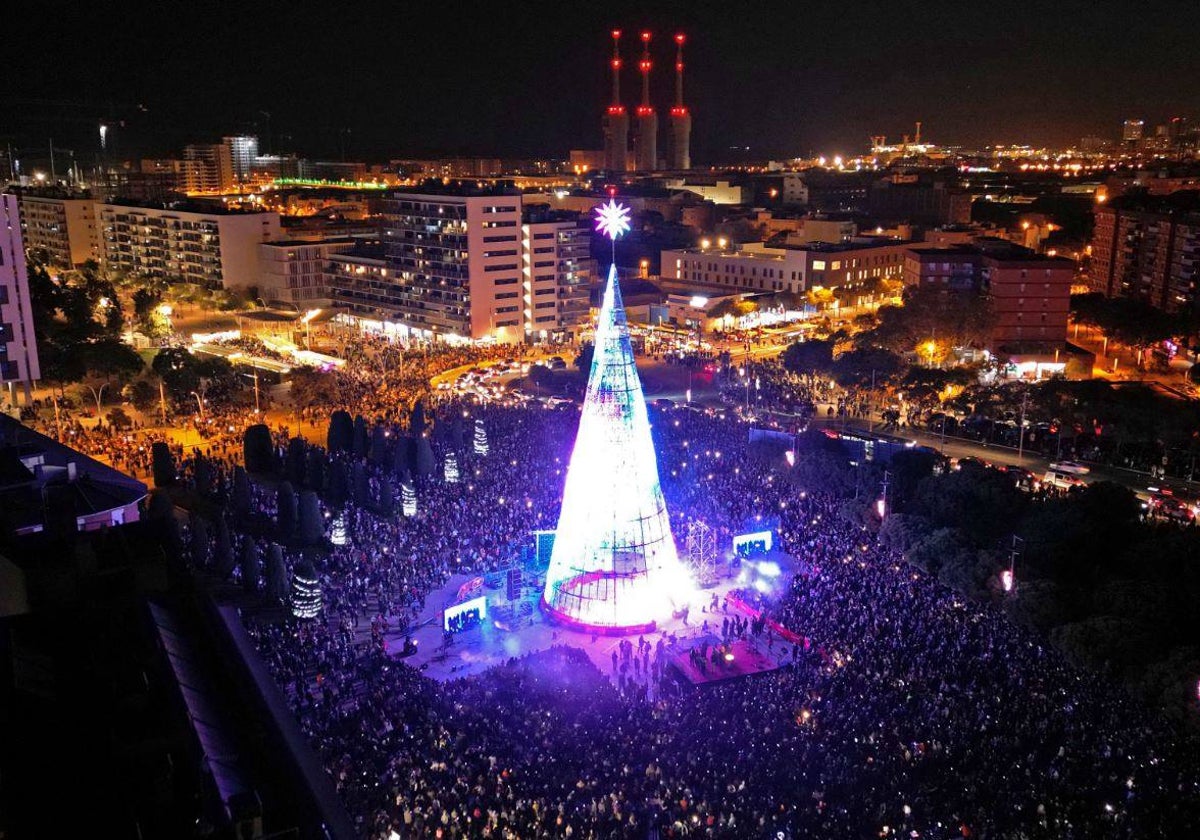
[543,203,693,633]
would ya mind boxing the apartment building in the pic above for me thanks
[258,238,357,305]
[1091,191,1200,313]
[14,191,100,267]
[329,188,594,343]
[97,202,281,289]
[182,144,235,194]
[905,239,1074,348]
[0,194,43,402]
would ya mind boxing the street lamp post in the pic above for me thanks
[191,390,205,419]
[86,383,108,424]
[1016,389,1029,464]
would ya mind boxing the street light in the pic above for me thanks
[301,308,322,350]
[924,340,936,368]
[190,390,205,419]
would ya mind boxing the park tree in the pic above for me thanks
[243,424,275,474]
[264,544,288,603]
[352,415,369,458]
[377,475,395,516]
[327,460,349,510]
[125,379,161,414]
[214,516,235,579]
[240,536,260,594]
[151,442,176,488]
[188,513,210,569]
[231,467,252,520]
[305,447,327,492]
[781,339,834,382]
[410,401,427,437]
[830,346,903,389]
[327,410,354,453]
[352,462,370,506]
[285,437,308,485]
[574,341,596,374]
[298,490,324,545]
[528,364,554,392]
[276,482,298,541]
[193,453,214,497]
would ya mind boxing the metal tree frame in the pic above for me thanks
[686,520,718,586]
[541,258,694,635]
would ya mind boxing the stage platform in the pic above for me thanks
[668,635,786,685]
[383,547,797,686]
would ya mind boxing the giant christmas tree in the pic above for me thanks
[542,201,693,634]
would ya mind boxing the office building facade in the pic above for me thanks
[662,239,911,295]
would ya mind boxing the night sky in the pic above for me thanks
[4,0,1198,163]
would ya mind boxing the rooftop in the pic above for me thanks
[100,198,278,217]
[387,179,522,198]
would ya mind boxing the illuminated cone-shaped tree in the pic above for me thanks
[542,244,694,634]
[401,482,418,517]
[329,511,349,546]
[291,560,323,619]
[473,420,489,456]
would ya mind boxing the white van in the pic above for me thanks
[1042,469,1086,490]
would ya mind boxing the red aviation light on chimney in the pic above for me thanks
[612,29,622,39]
[675,33,685,44]
[636,106,654,116]
[641,30,651,41]
[639,60,652,72]
[607,105,627,115]
[670,106,689,117]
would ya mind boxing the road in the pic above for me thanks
[814,413,1198,500]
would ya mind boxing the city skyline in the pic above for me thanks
[3,0,1199,162]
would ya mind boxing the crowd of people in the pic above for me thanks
[166,386,1200,838]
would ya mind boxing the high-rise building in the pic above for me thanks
[13,190,100,267]
[602,30,631,173]
[182,143,235,194]
[223,135,259,184]
[96,201,281,288]
[1122,119,1145,143]
[633,31,659,171]
[0,194,43,403]
[666,33,692,170]
[521,208,592,339]
[1091,191,1200,313]
[330,188,594,343]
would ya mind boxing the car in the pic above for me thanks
[954,456,990,471]
[652,398,676,409]
[1048,460,1090,475]
[548,358,567,371]
[1042,469,1087,490]
[1004,465,1036,486]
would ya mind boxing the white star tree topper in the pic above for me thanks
[594,199,632,240]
